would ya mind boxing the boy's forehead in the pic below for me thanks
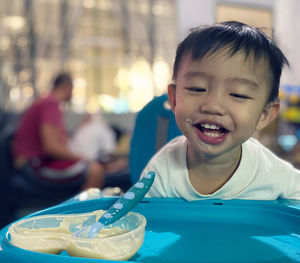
[177,51,271,82]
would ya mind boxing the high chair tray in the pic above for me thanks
[0,198,299,263]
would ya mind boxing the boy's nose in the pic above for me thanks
[199,92,225,116]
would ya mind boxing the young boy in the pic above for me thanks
[142,21,300,200]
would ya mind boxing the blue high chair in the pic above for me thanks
[1,96,299,263]
[0,198,299,263]
[129,94,182,184]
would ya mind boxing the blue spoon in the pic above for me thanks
[73,171,155,238]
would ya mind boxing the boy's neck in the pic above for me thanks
[187,146,242,195]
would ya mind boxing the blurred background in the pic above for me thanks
[0,0,300,201]
[1,0,300,164]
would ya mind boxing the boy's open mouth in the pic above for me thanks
[193,122,229,144]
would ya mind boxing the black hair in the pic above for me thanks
[172,21,289,103]
[53,72,72,88]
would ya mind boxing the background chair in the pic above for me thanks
[129,94,182,184]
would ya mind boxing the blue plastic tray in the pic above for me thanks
[0,198,299,262]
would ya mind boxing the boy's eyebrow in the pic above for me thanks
[184,71,259,89]
[184,71,212,79]
[227,77,259,89]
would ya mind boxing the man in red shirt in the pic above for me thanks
[13,73,105,191]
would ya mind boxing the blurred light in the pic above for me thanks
[86,95,100,113]
[129,58,153,91]
[10,87,21,102]
[128,91,152,112]
[22,84,34,99]
[83,0,95,9]
[0,37,10,51]
[283,107,300,122]
[114,98,129,113]
[2,16,26,31]
[115,67,130,95]
[74,77,87,88]
[129,58,154,112]
[278,134,297,152]
[98,94,116,112]
[153,57,171,94]
[72,77,87,112]
[152,4,163,15]
[98,94,129,114]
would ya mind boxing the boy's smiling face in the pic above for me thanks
[168,50,279,161]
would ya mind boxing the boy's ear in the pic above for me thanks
[168,84,176,111]
[256,101,280,131]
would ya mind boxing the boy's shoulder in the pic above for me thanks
[244,137,295,170]
[151,135,187,161]
[244,137,276,157]
[145,135,188,178]
[163,135,187,151]
[245,137,278,154]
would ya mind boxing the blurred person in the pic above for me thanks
[12,72,105,192]
[69,111,117,162]
[69,112,130,191]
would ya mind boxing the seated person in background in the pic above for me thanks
[12,72,105,192]
[142,21,300,200]
[69,112,130,176]
[69,111,117,162]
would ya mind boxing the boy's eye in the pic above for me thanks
[230,93,252,100]
[186,87,206,92]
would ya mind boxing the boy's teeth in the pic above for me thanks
[203,131,220,137]
[201,123,220,130]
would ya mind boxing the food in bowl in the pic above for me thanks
[8,210,146,260]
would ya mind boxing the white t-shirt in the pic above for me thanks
[142,136,300,200]
[69,114,116,160]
